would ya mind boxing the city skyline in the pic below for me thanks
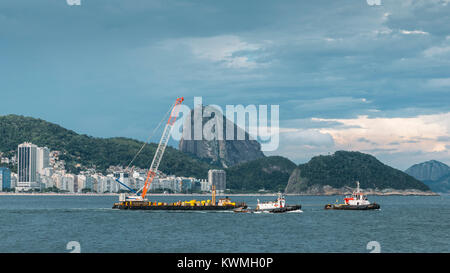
[1,0,449,170]
[1,141,215,193]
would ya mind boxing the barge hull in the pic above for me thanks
[324,203,380,210]
[234,205,302,213]
[267,205,302,213]
[112,202,247,211]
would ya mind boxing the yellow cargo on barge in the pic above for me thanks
[112,197,246,211]
[112,186,247,211]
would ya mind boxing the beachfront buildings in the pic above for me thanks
[4,142,215,194]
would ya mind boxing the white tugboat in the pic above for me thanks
[234,193,301,213]
[256,192,286,211]
[325,181,380,210]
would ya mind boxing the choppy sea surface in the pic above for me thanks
[0,195,449,253]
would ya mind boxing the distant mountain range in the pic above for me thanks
[405,160,450,193]
[0,114,441,195]
[285,151,434,195]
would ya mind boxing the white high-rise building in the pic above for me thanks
[97,176,108,193]
[10,173,17,189]
[63,174,75,193]
[108,174,120,193]
[36,147,50,175]
[17,142,38,191]
[77,175,86,193]
[200,179,211,192]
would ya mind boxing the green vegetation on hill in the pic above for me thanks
[227,156,297,192]
[0,114,214,178]
[3,115,430,194]
[285,151,430,193]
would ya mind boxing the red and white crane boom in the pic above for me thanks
[133,97,184,200]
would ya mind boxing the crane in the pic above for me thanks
[121,97,184,201]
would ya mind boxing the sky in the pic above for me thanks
[0,0,449,170]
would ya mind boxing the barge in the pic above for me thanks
[113,186,247,211]
[110,97,244,211]
[113,197,247,211]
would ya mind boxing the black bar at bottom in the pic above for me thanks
[0,253,448,272]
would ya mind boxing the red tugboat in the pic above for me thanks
[324,181,380,210]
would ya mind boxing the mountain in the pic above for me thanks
[226,156,297,193]
[285,151,434,195]
[179,106,265,168]
[0,114,215,178]
[405,160,450,193]
[405,160,450,181]
[429,173,450,193]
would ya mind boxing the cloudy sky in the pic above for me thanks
[1,0,449,170]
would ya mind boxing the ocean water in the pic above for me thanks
[0,195,449,253]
